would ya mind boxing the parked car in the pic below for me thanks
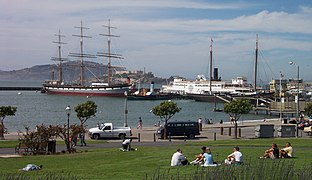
[297,120,310,130]
[304,126,312,136]
[88,123,132,140]
[156,121,200,139]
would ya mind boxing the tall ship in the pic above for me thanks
[42,20,132,97]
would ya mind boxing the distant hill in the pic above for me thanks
[0,61,120,82]
[0,61,168,85]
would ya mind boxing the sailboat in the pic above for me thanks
[42,20,132,97]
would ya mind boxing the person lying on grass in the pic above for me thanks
[20,164,42,171]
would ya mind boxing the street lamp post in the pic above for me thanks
[279,71,283,122]
[289,61,300,137]
[124,91,128,127]
[65,105,71,152]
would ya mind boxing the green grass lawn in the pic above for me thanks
[0,138,311,179]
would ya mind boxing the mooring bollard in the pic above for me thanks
[184,133,186,141]
[221,127,224,135]
[153,133,156,142]
[238,128,241,138]
[229,127,231,136]
[214,132,216,141]
[138,133,140,142]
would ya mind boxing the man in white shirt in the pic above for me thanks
[171,149,188,166]
[224,146,243,165]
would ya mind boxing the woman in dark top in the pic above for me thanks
[261,143,279,159]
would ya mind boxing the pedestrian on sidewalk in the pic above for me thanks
[137,117,142,129]
[198,118,202,131]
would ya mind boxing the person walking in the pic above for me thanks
[80,132,86,146]
[137,117,142,129]
[198,118,202,131]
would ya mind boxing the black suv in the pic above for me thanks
[156,121,200,139]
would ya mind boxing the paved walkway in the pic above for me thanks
[1,118,310,156]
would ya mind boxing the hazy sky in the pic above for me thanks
[1,0,312,83]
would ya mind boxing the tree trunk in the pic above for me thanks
[0,121,5,140]
[234,121,238,139]
[163,120,167,139]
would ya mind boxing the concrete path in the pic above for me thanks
[1,118,310,156]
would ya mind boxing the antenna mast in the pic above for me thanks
[254,34,259,92]
[209,37,213,93]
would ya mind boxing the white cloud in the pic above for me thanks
[0,1,312,81]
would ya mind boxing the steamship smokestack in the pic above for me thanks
[213,68,218,81]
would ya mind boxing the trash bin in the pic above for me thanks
[47,140,56,153]
[283,118,288,124]
[255,124,274,138]
[277,125,296,137]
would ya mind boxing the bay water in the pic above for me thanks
[0,81,268,132]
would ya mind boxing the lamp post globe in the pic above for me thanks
[289,61,300,137]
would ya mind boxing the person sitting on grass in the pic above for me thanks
[171,148,189,166]
[190,146,206,165]
[261,143,279,159]
[280,142,293,158]
[224,146,243,165]
[202,147,217,167]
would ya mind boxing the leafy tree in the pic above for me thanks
[0,106,17,140]
[19,124,84,155]
[224,99,253,139]
[74,100,97,127]
[152,101,181,139]
[20,124,62,155]
[304,102,312,117]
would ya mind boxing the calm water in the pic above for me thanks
[0,81,269,132]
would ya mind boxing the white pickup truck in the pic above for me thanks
[88,123,132,140]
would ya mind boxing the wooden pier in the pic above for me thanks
[0,87,42,91]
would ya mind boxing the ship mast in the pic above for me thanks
[98,19,123,86]
[69,21,95,86]
[209,37,213,93]
[254,34,259,92]
[51,30,67,84]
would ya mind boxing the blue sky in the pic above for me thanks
[1,0,312,83]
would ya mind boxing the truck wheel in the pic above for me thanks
[119,134,125,139]
[92,134,100,140]
[188,134,195,139]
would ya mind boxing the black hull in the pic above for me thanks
[127,94,182,101]
[185,94,229,103]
